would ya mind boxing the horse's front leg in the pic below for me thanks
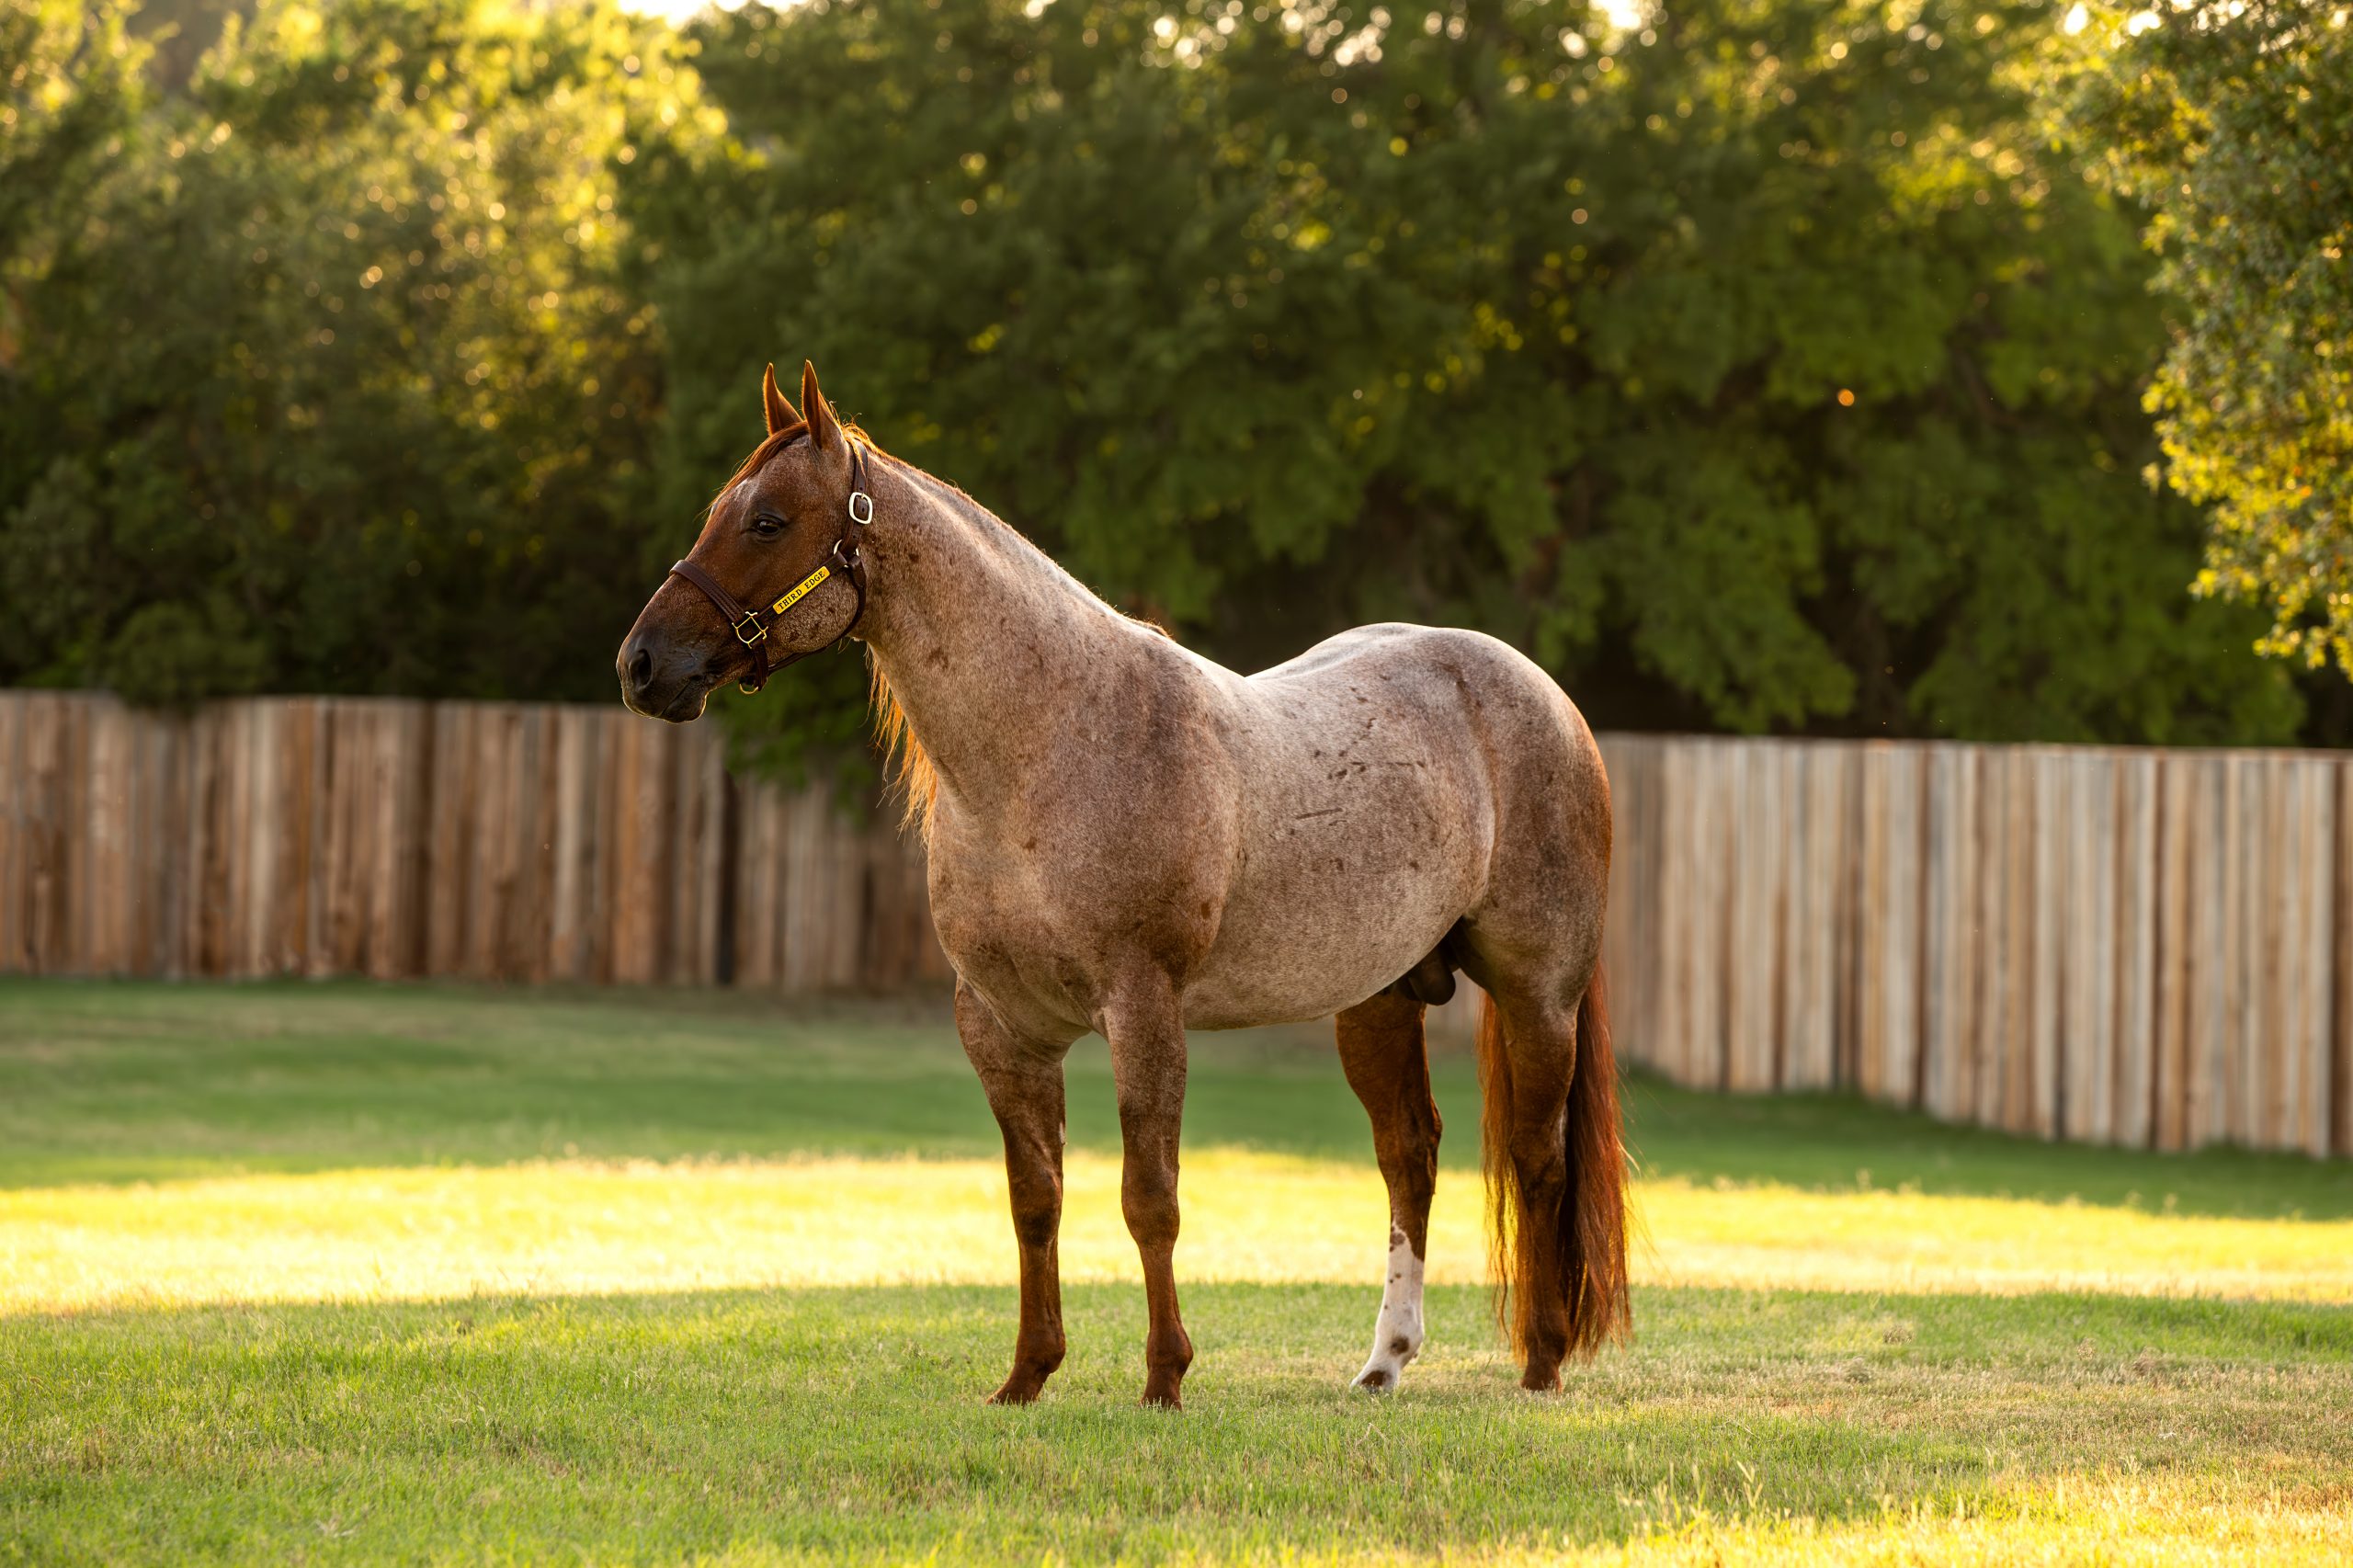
[1104,975,1193,1408]
[956,982,1071,1405]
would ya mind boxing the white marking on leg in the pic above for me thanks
[1351,1223,1425,1392]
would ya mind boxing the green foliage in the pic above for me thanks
[649,0,2298,754]
[0,0,708,704]
[0,1,142,269]
[0,0,2313,753]
[2068,2,2353,677]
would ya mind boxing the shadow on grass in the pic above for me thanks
[4,978,2349,1221]
[5,1279,2347,1564]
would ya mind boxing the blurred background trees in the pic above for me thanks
[2,0,704,704]
[2066,0,2351,688]
[4,0,2343,763]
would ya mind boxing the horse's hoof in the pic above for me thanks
[1518,1367,1563,1393]
[986,1378,1044,1406]
[1350,1365,1398,1393]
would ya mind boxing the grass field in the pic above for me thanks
[3,980,2349,1564]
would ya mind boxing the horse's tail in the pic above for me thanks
[1476,968,1631,1363]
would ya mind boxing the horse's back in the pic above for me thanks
[1241,623,1600,820]
[1247,622,1587,742]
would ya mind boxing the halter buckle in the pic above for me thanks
[731,610,767,647]
[848,491,873,526]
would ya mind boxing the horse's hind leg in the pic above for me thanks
[1475,971,1630,1392]
[1483,992,1578,1388]
[1336,991,1441,1392]
[957,983,1072,1405]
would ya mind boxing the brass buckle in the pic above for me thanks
[732,610,767,646]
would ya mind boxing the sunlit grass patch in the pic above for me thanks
[7,1150,2353,1314]
[1633,1174,2353,1301]
[1585,1485,2353,1567]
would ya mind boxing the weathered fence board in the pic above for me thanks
[1854,744,1922,1108]
[1724,741,1783,1095]
[2,692,2345,1155]
[1783,744,1846,1093]
[2337,763,2353,1160]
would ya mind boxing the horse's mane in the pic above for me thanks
[867,655,939,845]
[719,425,804,493]
[859,449,1187,846]
[719,425,1172,849]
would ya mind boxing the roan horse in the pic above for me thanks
[620,363,1628,1407]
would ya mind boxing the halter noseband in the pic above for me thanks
[667,437,875,695]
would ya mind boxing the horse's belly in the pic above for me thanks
[1179,776,1489,1029]
[1181,903,1459,1028]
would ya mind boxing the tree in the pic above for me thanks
[4,0,2309,761]
[0,0,711,704]
[1,1,143,381]
[2068,0,2353,676]
[644,0,2299,765]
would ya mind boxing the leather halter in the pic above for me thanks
[668,437,875,694]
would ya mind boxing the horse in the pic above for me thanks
[619,361,1629,1407]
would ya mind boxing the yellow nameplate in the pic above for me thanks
[769,565,832,616]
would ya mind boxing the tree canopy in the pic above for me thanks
[2068,0,2353,679]
[2,0,707,703]
[0,0,2326,761]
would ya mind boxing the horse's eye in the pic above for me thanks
[750,512,786,538]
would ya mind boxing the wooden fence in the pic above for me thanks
[0,690,947,993]
[1597,735,2351,1158]
[3,692,2346,1155]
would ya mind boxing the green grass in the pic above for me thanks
[7,980,2346,1219]
[3,980,2350,1564]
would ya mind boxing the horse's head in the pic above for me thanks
[619,360,872,722]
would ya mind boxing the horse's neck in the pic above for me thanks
[858,460,1126,814]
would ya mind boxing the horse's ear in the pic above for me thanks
[801,359,841,452]
[761,362,799,436]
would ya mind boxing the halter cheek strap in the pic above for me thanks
[668,438,875,694]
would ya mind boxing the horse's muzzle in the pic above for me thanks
[617,632,714,723]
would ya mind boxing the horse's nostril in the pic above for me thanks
[627,646,653,690]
